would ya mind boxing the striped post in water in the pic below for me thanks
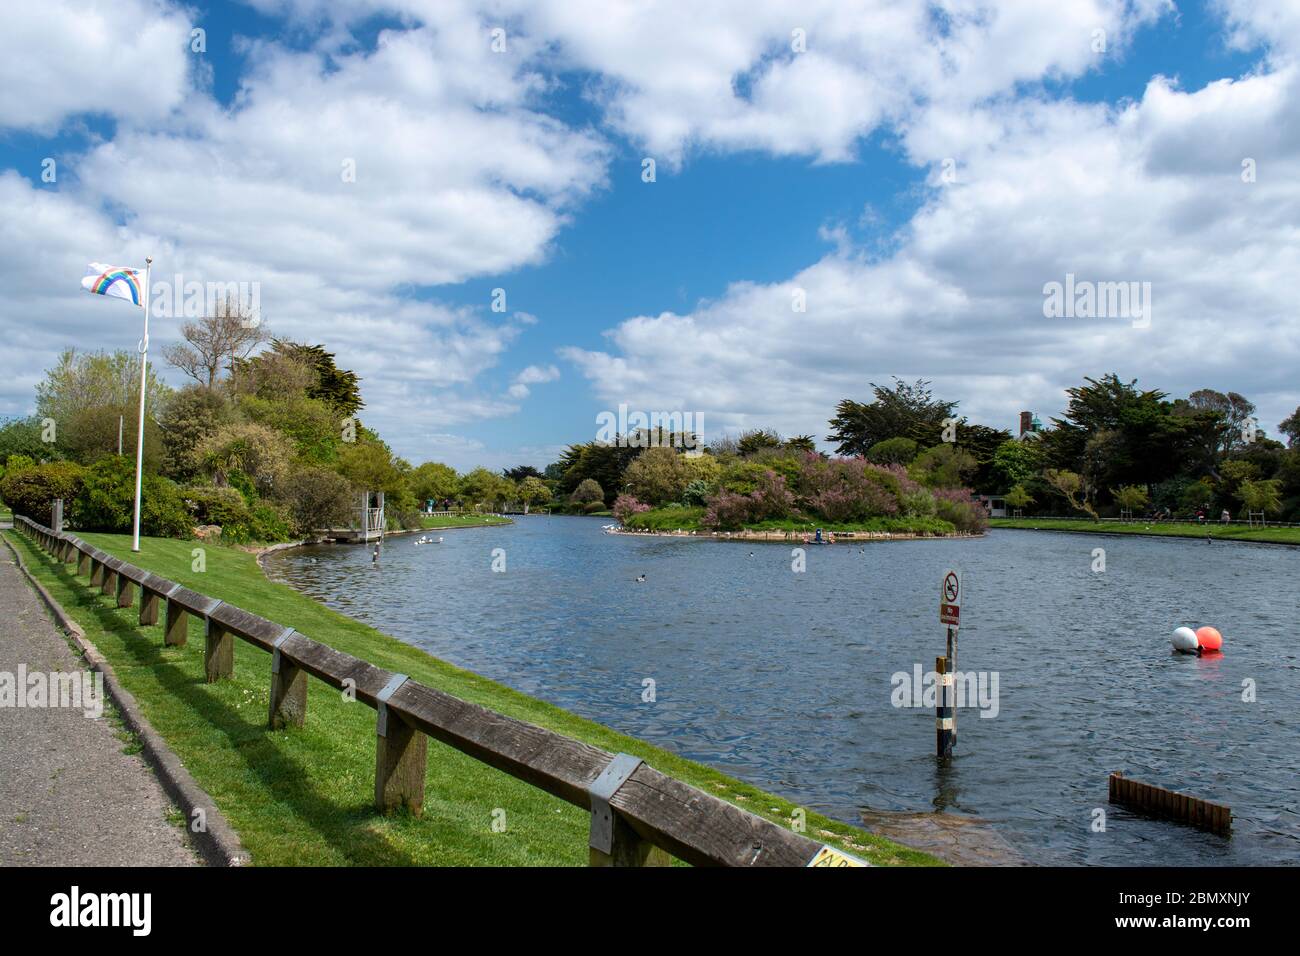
[936,656,954,758]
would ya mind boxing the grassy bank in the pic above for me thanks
[990,517,1300,546]
[417,513,512,530]
[5,529,938,867]
[623,504,958,535]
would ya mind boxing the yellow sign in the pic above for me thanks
[807,845,868,867]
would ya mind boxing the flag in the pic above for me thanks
[82,263,144,307]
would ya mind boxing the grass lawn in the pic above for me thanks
[5,529,938,867]
[990,517,1300,546]
[417,513,512,529]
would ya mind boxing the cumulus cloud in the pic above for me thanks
[0,5,608,461]
[564,31,1300,441]
[0,0,193,132]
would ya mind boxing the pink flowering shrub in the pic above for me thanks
[612,493,651,523]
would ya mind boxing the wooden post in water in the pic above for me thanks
[948,625,958,748]
[936,656,953,759]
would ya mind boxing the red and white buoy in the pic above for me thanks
[1172,626,1224,655]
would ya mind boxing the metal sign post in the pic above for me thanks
[938,569,961,758]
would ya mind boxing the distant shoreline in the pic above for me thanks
[989,518,1300,547]
[607,527,983,543]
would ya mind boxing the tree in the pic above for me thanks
[827,378,959,455]
[409,462,459,505]
[910,444,976,489]
[737,429,783,457]
[503,465,543,482]
[989,439,1043,490]
[1238,478,1282,518]
[1005,484,1034,512]
[1112,484,1149,518]
[866,437,918,465]
[1279,406,1300,448]
[264,341,364,416]
[194,422,294,496]
[0,416,63,466]
[163,295,269,386]
[517,475,551,513]
[277,466,354,535]
[335,438,408,500]
[569,478,605,510]
[623,446,693,506]
[457,467,513,511]
[158,385,235,482]
[1042,374,1191,492]
[1044,468,1097,519]
[35,349,171,464]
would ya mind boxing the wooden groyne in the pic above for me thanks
[1109,772,1231,836]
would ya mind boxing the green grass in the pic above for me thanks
[417,513,512,530]
[624,505,958,535]
[5,529,938,867]
[990,517,1300,546]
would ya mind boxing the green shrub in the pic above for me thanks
[74,457,191,538]
[183,485,252,527]
[0,460,85,526]
[277,466,353,536]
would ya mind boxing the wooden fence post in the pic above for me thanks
[77,550,91,577]
[587,753,669,867]
[268,629,307,730]
[89,558,105,588]
[203,602,233,682]
[374,674,426,815]
[115,574,135,608]
[164,597,188,647]
[100,563,117,597]
[138,588,161,626]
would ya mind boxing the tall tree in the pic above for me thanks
[826,378,959,456]
[163,294,269,386]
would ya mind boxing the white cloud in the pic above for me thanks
[0,0,193,132]
[506,363,560,398]
[564,47,1300,442]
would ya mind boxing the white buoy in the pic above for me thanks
[1171,626,1199,653]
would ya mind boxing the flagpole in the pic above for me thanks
[131,257,152,552]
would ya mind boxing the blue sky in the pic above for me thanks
[1,1,1297,471]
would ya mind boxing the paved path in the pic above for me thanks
[0,544,198,866]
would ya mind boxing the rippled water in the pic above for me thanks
[263,517,1300,865]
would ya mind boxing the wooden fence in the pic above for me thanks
[1108,772,1231,836]
[12,514,859,867]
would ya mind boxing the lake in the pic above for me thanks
[262,516,1299,865]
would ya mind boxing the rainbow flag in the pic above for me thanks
[81,263,144,306]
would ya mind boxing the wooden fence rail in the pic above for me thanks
[12,514,856,868]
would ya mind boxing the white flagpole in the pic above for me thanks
[131,257,152,552]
